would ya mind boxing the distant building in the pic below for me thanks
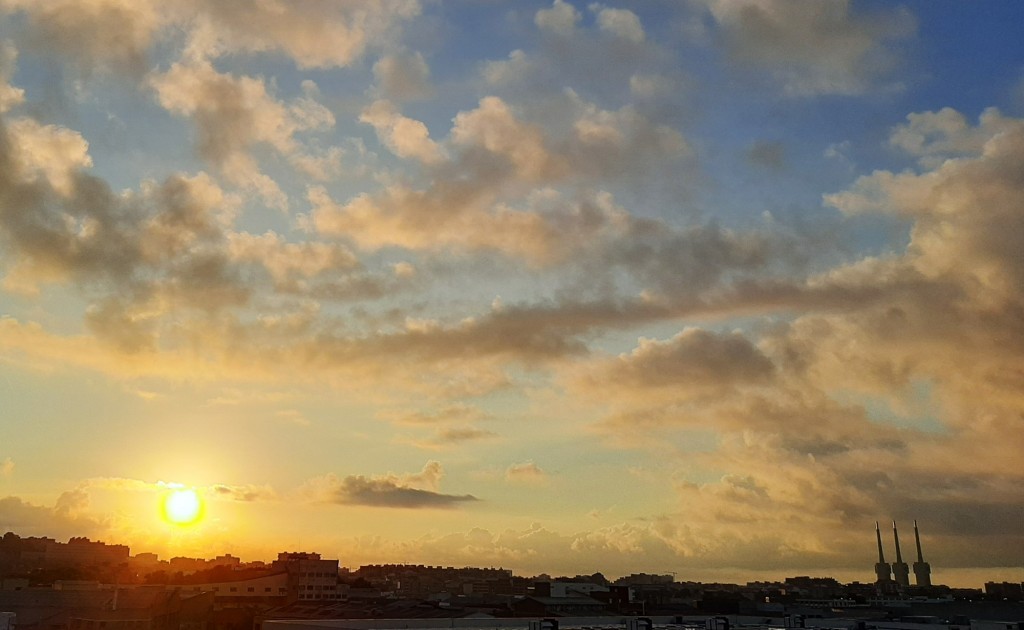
[615,574,675,586]
[179,571,291,606]
[43,539,130,568]
[272,553,341,602]
[985,582,1024,600]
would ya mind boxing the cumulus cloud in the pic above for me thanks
[702,0,915,97]
[888,106,1017,167]
[314,92,691,264]
[535,0,580,36]
[359,99,444,164]
[150,61,334,209]
[592,5,645,44]
[505,461,547,485]
[0,493,106,539]
[0,0,420,74]
[303,462,479,509]
[563,106,1024,568]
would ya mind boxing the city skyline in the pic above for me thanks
[1,2,1024,588]
[0,525,995,591]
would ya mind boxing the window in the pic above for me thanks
[247,587,254,592]
[264,587,271,593]
[229,587,237,592]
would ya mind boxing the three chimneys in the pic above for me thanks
[875,520,931,587]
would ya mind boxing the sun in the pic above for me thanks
[161,488,204,526]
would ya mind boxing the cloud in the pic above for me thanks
[383,404,488,426]
[702,0,915,97]
[304,462,479,509]
[314,91,691,264]
[0,457,13,477]
[574,328,775,405]
[505,461,547,485]
[0,0,421,74]
[0,0,160,75]
[208,483,277,502]
[535,0,580,36]
[413,427,498,450]
[0,493,106,539]
[359,99,444,164]
[5,118,92,197]
[149,61,334,209]
[0,42,24,113]
[888,106,1017,167]
[566,107,1024,568]
[372,51,432,101]
[592,5,645,44]
[178,0,421,70]
[227,231,359,286]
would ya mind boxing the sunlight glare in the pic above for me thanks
[161,488,204,526]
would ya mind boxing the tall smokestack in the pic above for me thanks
[874,521,891,583]
[912,520,932,587]
[892,521,910,587]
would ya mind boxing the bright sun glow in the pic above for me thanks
[161,488,204,526]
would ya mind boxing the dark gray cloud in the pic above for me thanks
[331,475,479,509]
[0,494,105,539]
[209,484,276,502]
[702,0,915,97]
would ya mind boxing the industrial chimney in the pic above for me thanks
[874,521,892,583]
[892,521,910,587]
[912,520,932,587]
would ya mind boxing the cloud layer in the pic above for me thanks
[0,1,1020,582]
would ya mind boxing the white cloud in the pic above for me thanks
[535,0,580,36]
[505,461,547,484]
[359,99,444,164]
[592,5,645,44]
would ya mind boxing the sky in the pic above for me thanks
[0,0,1023,588]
